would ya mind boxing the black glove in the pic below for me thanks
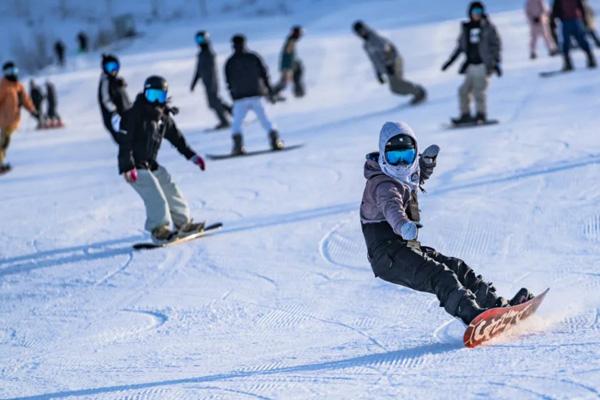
[166,105,179,115]
[441,60,452,71]
[116,77,127,87]
[419,144,440,184]
[494,64,502,77]
[376,72,385,84]
[532,16,541,24]
[385,64,395,75]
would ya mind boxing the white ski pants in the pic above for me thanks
[129,165,191,232]
[231,96,274,135]
[459,64,489,115]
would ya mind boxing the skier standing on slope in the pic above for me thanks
[525,0,559,59]
[442,1,501,125]
[45,80,63,128]
[98,54,132,143]
[224,34,284,155]
[118,76,206,243]
[360,121,534,325]
[273,25,306,98]
[352,21,426,105]
[190,30,232,131]
[0,62,38,172]
[29,79,45,129]
[551,0,597,70]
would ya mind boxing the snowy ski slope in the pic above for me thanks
[1,1,600,398]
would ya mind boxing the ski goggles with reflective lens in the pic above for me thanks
[104,61,119,73]
[385,148,417,166]
[3,66,18,76]
[144,88,168,104]
[471,7,483,15]
[195,35,206,45]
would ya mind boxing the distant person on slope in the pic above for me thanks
[190,30,232,131]
[442,1,502,124]
[360,121,534,325]
[44,80,63,128]
[0,62,38,172]
[352,21,426,105]
[29,79,45,129]
[118,76,207,244]
[273,25,306,98]
[98,54,132,143]
[54,40,66,67]
[525,0,559,59]
[551,0,597,70]
[224,34,284,155]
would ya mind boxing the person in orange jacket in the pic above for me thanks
[0,61,38,171]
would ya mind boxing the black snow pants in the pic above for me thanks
[369,239,503,316]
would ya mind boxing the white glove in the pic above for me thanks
[400,221,417,240]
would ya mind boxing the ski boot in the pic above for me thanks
[562,55,574,72]
[456,296,487,325]
[509,288,534,306]
[586,52,597,69]
[451,113,474,125]
[410,86,427,105]
[530,51,537,60]
[231,133,246,156]
[269,130,285,151]
[177,220,205,238]
[151,225,175,244]
[474,112,487,123]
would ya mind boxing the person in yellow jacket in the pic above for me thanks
[0,61,38,172]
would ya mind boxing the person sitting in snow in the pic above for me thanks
[118,75,206,243]
[360,121,534,325]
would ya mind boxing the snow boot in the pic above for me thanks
[586,51,597,69]
[177,220,205,237]
[473,280,508,309]
[562,54,574,71]
[214,121,230,130]
[410,86,427,105]
[151,225,175,244]
[456,296,487,325]
[231,133,246,156]
[530,51,537,60]
[269,130,284,151]
[451,113,474,125]
[509,288,535,306]
[474,112,487,123]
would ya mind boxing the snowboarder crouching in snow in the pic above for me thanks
[352,20,426,105]
[442,1,501,124]
[360,121,533,325]
[118,75,206,243]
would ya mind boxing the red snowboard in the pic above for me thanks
[464,288,550,348]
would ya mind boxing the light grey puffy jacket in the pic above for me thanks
[362,27,399,76]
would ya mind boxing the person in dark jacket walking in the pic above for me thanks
[44,80,63,128]
[224,34,284,155]
[98,54,132,143]
[442,1,502,124]
[29,79,44,129]
[190,30,232,130]
[54,40,66,67]
[360,121,534,325]
[353,21,426,105]
[118,76,206,243]
[273,25,306,98]
[551,0,597,70]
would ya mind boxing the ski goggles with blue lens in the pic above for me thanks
[196,35,206,45]
[144,88,168,104]
[385,148,417,166]
[3,66,18,76]
[471,7,483,15]
[104,61,119,73]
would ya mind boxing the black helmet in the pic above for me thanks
[384,134,416,151]
[468,1,486,18]
[291,25,303,38]
[144,75,168,91]
[352,20,366,34]
[195,30,210,45]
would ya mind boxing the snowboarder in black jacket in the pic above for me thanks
[45,80,62,128]
[118,76,206,243]
[29,80,44,128]
[98,54,131,143]
[224,34,284,155]
[191,31,232,130]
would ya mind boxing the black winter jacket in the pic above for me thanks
[98,73,132,134]
[117,94,196,174]
[224,50,272,100]
[191,45,220,92]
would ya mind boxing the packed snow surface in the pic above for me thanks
[1,1,600,398]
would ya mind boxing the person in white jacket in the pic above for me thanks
[525,0,558,59]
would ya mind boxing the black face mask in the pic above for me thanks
[5,75,18,82]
